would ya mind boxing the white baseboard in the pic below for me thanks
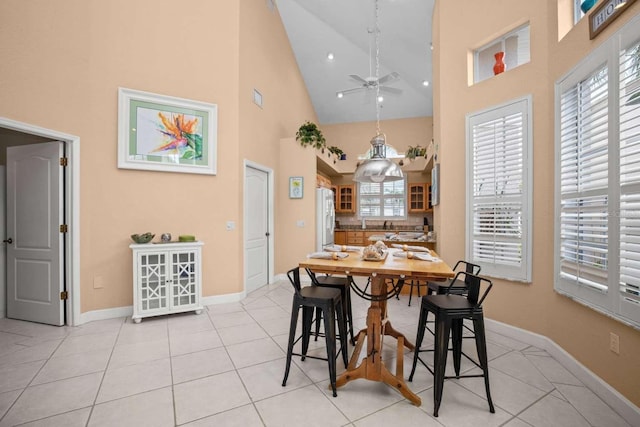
[78,305,133,325]
[202,291,246,306]
[485,318,640,427]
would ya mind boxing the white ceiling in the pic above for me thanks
[277,0,434,125]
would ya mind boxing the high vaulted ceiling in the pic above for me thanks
[276,0,435,125]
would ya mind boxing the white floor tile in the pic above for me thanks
[182,403,264,426]
[555,383,632,427]
[238,357,312,400]
[254,384,349,427]
[174,371,251,425]
[171,347,234,384]
[354,400,442,426]
[490,351,554,392]
[217,323,268,346]
[117,320,168,346]
[97,357,171,403]
[53,332,118,358]
[0,390,20,419]
[18,407,91,427]
[525,353,583,386]
[209,311,256,329]
[518,394,591,427]
[226,337,285,369]
[169,329,223,356]
[0,340,60,367]
[89,387,174,427]
[317,378,404,421]
[0,360,45,392]
[109,337,170,369]
[0,372,101,426]
[32,348,110,385]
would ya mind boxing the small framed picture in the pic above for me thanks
[289,176,304,199]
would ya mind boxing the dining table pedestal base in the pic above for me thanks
[335,276,422,406]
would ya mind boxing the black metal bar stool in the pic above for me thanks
[282,267,349,397]
[408,271,495,417]
[305,269,355,345]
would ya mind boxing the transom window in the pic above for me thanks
[358,179,406,219]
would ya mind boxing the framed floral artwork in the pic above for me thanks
[118,88,217,174]
[289,176,304,199]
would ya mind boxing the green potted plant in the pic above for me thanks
[405,145,426,160]
[328,146,346,160]
[296,121,326,150]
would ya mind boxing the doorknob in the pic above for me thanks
[3,238,12,244]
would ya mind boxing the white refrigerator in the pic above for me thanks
[316,188,335,251]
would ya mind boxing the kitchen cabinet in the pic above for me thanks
[334,230,347,245]
[336,185,356,213]
[130,241,204,323]
[408,183,432,212]
[347,230,364,245]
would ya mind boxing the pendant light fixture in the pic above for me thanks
[353,0,403,183]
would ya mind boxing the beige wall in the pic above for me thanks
[0,0,316,312]
[434,0,640,405]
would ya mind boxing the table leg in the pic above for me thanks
[335,276,421,406]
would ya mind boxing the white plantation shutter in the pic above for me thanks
[559,66,609,293]
[555,19,640,327]
[619,39,640,320]
[467,97,531,282]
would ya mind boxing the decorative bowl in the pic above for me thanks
[131,232,155,244]
[178,235,196,242]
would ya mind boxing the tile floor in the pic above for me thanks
[0,277,632,427]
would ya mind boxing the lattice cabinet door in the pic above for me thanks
[131,241,204,323]
[170,249,200,310]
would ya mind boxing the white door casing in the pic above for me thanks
[6,141,64,325]
[0,166,5,319]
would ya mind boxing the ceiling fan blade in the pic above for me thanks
[349,74,368,84]
[337,87,366,96]
[379,86,403,94]
[377,72,400,85]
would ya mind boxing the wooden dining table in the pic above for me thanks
[299,249,454,406]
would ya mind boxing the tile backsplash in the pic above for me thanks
[335,213,433,230]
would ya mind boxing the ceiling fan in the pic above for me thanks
[337,72,402,98]
[336,28,402,99]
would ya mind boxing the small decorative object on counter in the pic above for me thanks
[179,235,196,242]
[131,232,154,244]
[161,233,172,242]
[580,0,596,13]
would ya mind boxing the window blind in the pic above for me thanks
[467,98,531,281]
[559,65,609,292]
[619,40,640,308]
[359,179,406,218]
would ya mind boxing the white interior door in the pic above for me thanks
[245,166,269,293]
[6,141,64,325]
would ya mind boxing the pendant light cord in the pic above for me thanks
[375,0,380,135]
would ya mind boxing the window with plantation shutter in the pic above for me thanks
[466,97,532,282]
[559,66,609,293]
[555,17,640,328]
[358,178,406,219]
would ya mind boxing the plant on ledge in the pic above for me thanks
[405,145,426,160]
[328,146,346,159]
[296,121,326,150]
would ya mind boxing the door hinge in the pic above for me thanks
[60,157,68,167]
[60,224,68,233]
[60,291,68,300]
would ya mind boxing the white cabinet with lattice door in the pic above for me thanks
[130,241,204,323]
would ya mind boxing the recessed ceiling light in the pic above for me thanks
[337,92,343,98]
[430,43,433,50]
[377,95,384,103]
[327,52,334,60]
[422,80,430,87]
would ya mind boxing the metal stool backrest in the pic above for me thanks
[446,271,492,307]
[287,267,303,296]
